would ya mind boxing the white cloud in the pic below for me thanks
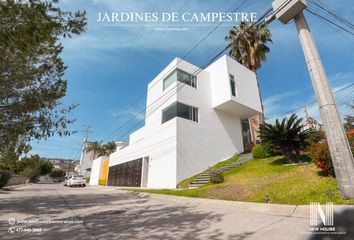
[263,90,302,117]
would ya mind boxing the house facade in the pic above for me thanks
[108,55,262,188]
[78,140,95,178]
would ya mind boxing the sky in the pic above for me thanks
[29,0,354,160]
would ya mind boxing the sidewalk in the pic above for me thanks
[118,189,354,218]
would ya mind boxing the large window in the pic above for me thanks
[229,74,237,97]
[162,102,198,124]
[163,69,197,90]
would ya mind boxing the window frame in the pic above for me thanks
[161,102,199,124]
[229,74,237,97]
[162,68,197,91]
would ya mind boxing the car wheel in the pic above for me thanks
[83,184,86,187]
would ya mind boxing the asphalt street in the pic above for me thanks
[0,184,353,240]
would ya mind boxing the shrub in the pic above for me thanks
[49,169,66,179]
[0,168,10,189]
[263,143,281,157]
[209,169,224,184]
[260,114,311,163]
[20,167,41,182]
[252,145,268,159]
[308,141,334,177]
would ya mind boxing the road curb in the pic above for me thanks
[126,191,354,218]
[1,183,30,191]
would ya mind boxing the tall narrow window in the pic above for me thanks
[162,102,198,124]
[229,74,237,97]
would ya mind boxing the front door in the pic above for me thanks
[241,119,253,152]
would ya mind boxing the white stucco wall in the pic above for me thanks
[89,156,109,185]
[175,59,245,183]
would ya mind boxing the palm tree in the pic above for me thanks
[225,21,272,73]
[259,114,311,162]
[86,141,105,158]
[103,141,117,155]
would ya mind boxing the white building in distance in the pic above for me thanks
[108,55,262,188]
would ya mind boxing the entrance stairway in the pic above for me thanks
[188,153,253,189]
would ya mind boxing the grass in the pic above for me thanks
[177,154,239,188]
[131,156,354,205]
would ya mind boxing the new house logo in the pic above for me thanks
[310,202,334,226]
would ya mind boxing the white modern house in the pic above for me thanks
[108,55,262,188]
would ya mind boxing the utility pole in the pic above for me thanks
[82,124,93,143]
[269,0,354,197]
[80,125,93,175]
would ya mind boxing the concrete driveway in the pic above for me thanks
[0,184,353,240]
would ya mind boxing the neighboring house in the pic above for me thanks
[108,55,262,188]
[78,139,96,178]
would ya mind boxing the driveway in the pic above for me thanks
[0,184,353,240]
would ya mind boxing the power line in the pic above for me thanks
[98,0,254,141]
[104,4,275,141]
[125,0,160,52]
[82,124,93,141]
[305,9,354,36]
[266,83,354,120]
[103,44,229,142]
[308,0,354,29]
[137,0,176,49]
[147,0,189,50]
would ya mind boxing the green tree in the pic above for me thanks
[103,141,117,155]
[0,0,86,167]
[39,160,54,175]
[15,155,53,182]
[86,142,105,158]
[259,114,311,162]
[49,168,66,179]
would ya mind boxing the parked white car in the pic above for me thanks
[66,175,86,187]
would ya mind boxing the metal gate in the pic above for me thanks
[107,158,142,187]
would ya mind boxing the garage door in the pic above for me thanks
[107,158,142,187]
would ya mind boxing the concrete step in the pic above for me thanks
[189,181,207,185]
[188,154,254,189]
[188,184,206,189]
[190,180,209,184]
[195,178,210,182]
[196,176,210,179]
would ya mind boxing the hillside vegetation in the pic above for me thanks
[132,156,354,205]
